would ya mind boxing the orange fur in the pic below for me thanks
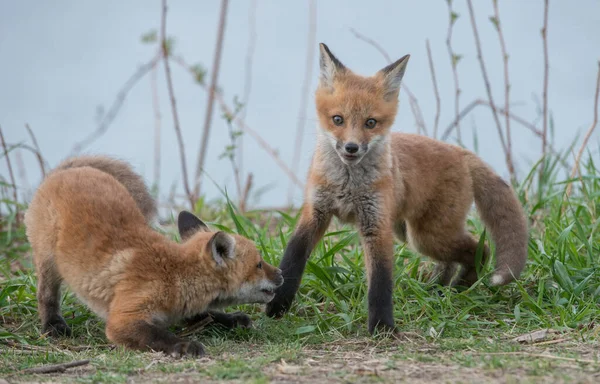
[25,156,282,357]
[267,44,528,333]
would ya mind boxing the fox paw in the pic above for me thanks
[226,312,252,329]
[265,298,290,318]
[42,315,72,337]
[169,340,205,358]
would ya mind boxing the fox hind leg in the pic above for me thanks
[35,255,71,336]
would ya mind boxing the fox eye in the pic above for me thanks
[332,115,344,126]
[365,118,377,129]
[257,261,262,269]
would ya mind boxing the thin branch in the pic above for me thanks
[215,92,304,189]
[474,352,598,365]
[224,117,243,200]
[541,0,550,161]
[566,61,600,197]
[445,0,462,144]
[239,173,253,212]
[161,0,194,210]
[70,54,160,155]
[444,99,540,138]
[238,0,259,179]
[426,39,441,138]
[25,123,46,178]
[194,0,230,199]
[0,125,20,225]
[151,61,162,192]
[466,0,515,181]
[350,28,428,135]
[492,0,512,174]
[173,56,304,190]
[289,0,317,204]
[22,359,90,374]
[15,150,30,202]
[442,98,563,164]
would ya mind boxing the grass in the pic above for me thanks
[1,153,599,383]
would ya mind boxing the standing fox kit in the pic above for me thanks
[25,156,283,357]
[266,44,528,333]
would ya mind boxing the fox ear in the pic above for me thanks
[378,54,410,100]
[178,211,209,240]
[319,43,346,89]
[208,231,236,266]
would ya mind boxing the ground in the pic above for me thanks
[2,316,600,383]
[2,156,599,383]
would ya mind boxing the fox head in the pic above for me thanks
[315,43,409,165]
[177,211,283,307]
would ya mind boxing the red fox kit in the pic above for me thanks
[25,156,283,356]
[266,44,528,333]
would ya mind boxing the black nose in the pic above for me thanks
[345,142,359,154]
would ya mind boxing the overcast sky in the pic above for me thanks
[1,1,599,210]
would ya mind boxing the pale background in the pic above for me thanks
[1,1,599,210]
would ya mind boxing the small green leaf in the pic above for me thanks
[141,30,157,44]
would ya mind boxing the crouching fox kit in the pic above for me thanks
[266,44,528,333]
[25,156,283,357]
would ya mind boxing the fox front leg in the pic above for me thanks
[357,197,396,334]
[185,311,252,329]
[266,204,331,318]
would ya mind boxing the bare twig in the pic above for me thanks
[442,98,563,164]
[173,56,304,189]
[350,28,428,135]
[215,92,304,188]
[474,352,597,365]
[25,124,47,177]
[492,0,513,174]
[466,0,515,181]
[15,150,30,201]
[446,1,462,144]
[0,125,19,225]
[445,0,462,143]
[161,0,194,210]
[566,61,600,197]
[541,0,550,162]
[239,0,259,179]
[22,359,90,374]
[70,55,160,155]
[151,60,162,192]
[194,0,230,199]
[239,173,253,212]
[426,39,441,138]
[178,315,213,337]
[443,99,537,137]
[289,0,317,204]
[224,116,244,200]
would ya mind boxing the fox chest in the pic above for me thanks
[316,185,378,224]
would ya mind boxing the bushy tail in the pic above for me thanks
[467,154,528,285]
[54,156,157,222]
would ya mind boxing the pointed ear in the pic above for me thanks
[378,54,410,100]
[208,231,236,266]
[177,211,209,240]
[319,43,346,89]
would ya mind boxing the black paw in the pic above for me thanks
[368,318,396,336]
[169,340,205,358]
[227,312,252,329]
[42,315,72,337]
[265,296,291,318]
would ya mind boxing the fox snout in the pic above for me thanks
[336,141,368,165]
